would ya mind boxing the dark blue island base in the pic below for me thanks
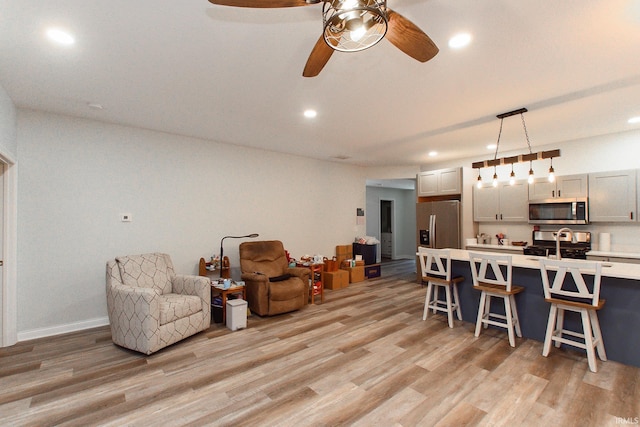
[451,260,640,368]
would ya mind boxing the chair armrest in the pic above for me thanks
[172,275,211,306]
[287,267,310,284]
[106,283,160,328]
[241,272,269,282]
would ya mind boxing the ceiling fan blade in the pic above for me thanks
[208,0,312,7]
[302,35,337,77]
[385,9,439,62]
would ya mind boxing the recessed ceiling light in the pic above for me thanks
[303,109,317,118]
[628,116,640,124]
[87,103,103,110]
[487,143,497,150]
[448,33,472,49]
[46,28,75,45]
[428,151,438,157]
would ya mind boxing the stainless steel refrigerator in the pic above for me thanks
[416,200,461,250]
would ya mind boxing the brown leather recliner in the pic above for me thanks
[239,240,310,316]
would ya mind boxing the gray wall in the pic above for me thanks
[0,85,16,159]
[365,185,417,260]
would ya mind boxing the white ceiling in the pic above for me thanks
[1,0,640,167]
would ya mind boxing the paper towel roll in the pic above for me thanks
[599,233,611,252]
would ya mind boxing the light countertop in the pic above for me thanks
[467,243,640,261]
[465,243,525,252]
[447,248,640,281]
[586,250,640,259]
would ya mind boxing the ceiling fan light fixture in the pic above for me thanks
[323,0,387,52]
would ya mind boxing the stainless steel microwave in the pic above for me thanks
[528,198,589,224]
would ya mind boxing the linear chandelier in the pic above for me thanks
[472,108,560,188]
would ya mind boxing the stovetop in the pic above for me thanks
[522,230,591,260]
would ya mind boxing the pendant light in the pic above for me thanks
[548,157,555,182]
[471,107,561,186]
[528,161,535,184]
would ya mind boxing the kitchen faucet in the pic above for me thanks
[555,227,574,260]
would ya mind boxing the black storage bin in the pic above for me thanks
[352,243,377,265]
[212,305,223,323]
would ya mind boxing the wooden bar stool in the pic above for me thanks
[469,252,524,347]
[418,247,463,328]
[539,258,606,372]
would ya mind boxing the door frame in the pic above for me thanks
[0,150,17,347]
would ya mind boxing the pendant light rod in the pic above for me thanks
[496,107,528,119]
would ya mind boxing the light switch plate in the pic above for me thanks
[120,213,132,222]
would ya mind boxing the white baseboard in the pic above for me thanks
[17,317,110,342]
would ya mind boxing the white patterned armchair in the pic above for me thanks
[106,253,210,355]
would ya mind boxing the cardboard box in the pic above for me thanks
[364,263,381,279]
[322,270,349,290]
[335,244,353,270]
[341,265,365,283]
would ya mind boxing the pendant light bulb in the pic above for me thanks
[476,171,482,189]
[492,168,498,187]
[528,161,535,184]
[509,165,516,186]
[548,158,555,183]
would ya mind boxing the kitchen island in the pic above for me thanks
[445,249,640,368]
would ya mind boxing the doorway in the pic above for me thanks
[0,153,16,347]
[380,199,393,261]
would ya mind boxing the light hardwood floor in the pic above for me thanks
[1,260,639,426]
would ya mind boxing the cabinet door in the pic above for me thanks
[417,172,438,197]
[557,174,588,198]
[439,168,462,195]
[589,170,636,222]
[529,178,556,200]
[499,181,529,221]
[473,185,499,222]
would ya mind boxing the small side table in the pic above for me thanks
[211,284,246,324]
[298,262,324,304]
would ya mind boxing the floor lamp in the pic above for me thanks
[219,233,259,278]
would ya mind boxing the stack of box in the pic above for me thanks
[336,244,365,283]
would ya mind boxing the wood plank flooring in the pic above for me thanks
[1,259,639,426]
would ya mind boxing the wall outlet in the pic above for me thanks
[120,213,133,222]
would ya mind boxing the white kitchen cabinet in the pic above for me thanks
[473,181,528,222]
[589,170,636,222]
[528,174,588,200]
[417,168,462,197]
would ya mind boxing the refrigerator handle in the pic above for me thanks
[429,214,436,248]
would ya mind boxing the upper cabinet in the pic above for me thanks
[589,170,637,222]
[528,174,588,200]
[473,180,529,222]
[417,167,462,197]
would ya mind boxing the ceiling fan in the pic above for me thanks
[207,0,439,77]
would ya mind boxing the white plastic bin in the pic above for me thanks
[226,299,247,331]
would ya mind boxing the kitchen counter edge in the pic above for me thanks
[448,249,640,281]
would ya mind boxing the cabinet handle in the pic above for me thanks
[552,190,555,198]
[500,214,503,220]
[495,214,498,220]
[631,212,634,220]
[558,190,561,197]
